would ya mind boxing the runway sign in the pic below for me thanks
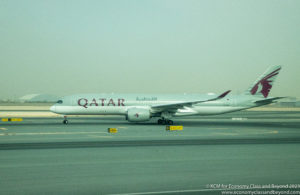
[108,128,118,133]
[166,126,183,131]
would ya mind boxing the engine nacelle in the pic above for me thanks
[127,107,151,122]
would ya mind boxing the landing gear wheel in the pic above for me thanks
[167,120,173,125]
[157,119,163,124]
[157,119,173,125]
[63,120,68,124]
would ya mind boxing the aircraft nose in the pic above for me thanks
[50,105,56,113]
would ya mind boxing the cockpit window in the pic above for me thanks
[57,100,63,104]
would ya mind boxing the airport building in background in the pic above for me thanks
[277,97,300,107]
[18,94,59,103]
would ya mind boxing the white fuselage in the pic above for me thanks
[50,93,259,117]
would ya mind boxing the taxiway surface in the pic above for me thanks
[0,111,300,194]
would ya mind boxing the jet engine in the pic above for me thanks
[127,108,151,122]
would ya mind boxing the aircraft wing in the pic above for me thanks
[151,90,231,112]
[254,97,286,104]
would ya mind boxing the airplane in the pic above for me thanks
[50,65,283,125]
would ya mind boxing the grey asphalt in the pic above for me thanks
[0,111,300,194]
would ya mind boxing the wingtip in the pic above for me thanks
[218,90,231,98]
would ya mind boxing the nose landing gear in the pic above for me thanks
[63,116,68,124]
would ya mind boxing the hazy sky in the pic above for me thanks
[0,0,299,99]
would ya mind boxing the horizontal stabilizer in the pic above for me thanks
[254,97,285,104]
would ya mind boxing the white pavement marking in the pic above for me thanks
[88,135,113,138]
[108,188,224,195]
[232,117,248,121]
[208,127,228,130]
[0,131,108,136]
[212,129,279,136]
[0,127,7,130]
[0,112,59,117]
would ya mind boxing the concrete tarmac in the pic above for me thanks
[0,111,300,194]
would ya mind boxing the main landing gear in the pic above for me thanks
[157,118,173,125]
[63,116,68,124]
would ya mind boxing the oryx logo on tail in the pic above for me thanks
[245,65,281,98]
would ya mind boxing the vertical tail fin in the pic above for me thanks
[244,65,282,98]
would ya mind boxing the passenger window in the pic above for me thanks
[57,100,63,104]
